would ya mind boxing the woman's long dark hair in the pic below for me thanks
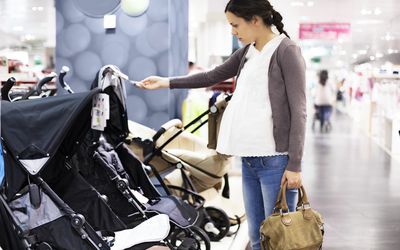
[225,0,290,38]
[319,70,329,86]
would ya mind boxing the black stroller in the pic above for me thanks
[0,86,204,249]
[58,65,209,249]
[0,90,121,250]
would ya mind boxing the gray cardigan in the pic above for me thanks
[170,37,306,172]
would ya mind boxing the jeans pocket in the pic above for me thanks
[261,155,288,169]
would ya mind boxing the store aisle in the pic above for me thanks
[303,110,400,249]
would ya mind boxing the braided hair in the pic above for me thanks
[225,0,290,38]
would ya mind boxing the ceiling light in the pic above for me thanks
[356,19,384,24]
[374,8,382,15]
[32,6,44,11]
[307,1,314,7]
[361,9,372,15]
[370,56,375,61]
[23,34,35,41]
[12,26,24,31]
[376,52,383,58]
[358,50,367,55]
[291,1,304,7]
[387,49,394,54]
[352,54,358,59]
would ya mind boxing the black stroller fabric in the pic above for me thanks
[77,137,199,228]
[0,200,24,250]
[0,90,124,250]
[1,90,100,199]
[47,159,127,232]
[8,186,98,250]
[116,144,199,228]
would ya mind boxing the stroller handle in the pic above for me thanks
[153,119,183,142]
[21,72,57,100]
[1,77,16,102]
[59,66,74,94]
[36,72,57,94]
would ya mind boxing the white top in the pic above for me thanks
[314,81,335,105]
[216,34,287,157]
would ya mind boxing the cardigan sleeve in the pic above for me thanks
[280,45,307,172]
[170,46,249,89]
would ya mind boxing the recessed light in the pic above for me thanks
[12,26,24,31]
[361,9,372,15]
[356,19,384,24]
[291,1,304,7]
[358,50,367,55]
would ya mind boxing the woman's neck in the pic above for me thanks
[254,28,278,51]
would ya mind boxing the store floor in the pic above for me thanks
[211,109,400,249]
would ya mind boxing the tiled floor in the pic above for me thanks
[302,110,400,249]
[210,110,400,249]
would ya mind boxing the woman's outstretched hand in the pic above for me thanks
[135,76,170,90]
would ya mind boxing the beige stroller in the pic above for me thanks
[127,100,246,241]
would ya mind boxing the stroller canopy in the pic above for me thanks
[1,89,100,197]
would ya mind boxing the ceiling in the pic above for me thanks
[0,0,399,67]
[191,0,400,67]
[0,0,55,49]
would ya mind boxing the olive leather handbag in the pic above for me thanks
[207,95,231,149]
[260,181,324,250]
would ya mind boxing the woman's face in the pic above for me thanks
[225,11,258,45]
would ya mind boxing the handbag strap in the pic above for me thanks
[274,180,311,213]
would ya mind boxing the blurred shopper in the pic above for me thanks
[314,70,335,132]
[135,0,306,249]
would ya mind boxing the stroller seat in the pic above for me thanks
[128,120,231,192]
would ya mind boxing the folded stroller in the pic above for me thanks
[59,65,211,249]
[127,99,246,241]
[0,90,173,250]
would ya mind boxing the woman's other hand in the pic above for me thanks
[281,170,302,189]
[136,76,170,90]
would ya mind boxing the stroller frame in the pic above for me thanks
[129,95,236,241]
[74,65,212,249]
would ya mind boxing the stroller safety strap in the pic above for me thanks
[111,214,170,250]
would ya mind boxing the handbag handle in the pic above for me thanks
[273,180,311,214]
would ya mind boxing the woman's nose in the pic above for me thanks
[231,28,237,35]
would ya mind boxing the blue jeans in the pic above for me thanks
[242,155,297,250]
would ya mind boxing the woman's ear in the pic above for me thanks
[252,15,263,26]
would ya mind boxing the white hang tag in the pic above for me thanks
[91,93,110,131]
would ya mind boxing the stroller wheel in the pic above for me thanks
[169,225,211,250]
[200,206,230,241]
